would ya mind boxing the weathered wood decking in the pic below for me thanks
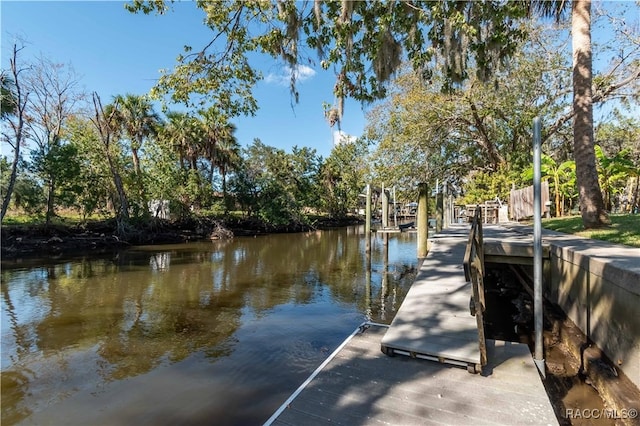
[267,225,559,425]
[380,226,481,369]
[267,324,558,425]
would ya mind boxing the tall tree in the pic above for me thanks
[531,0,640,226]
[163,111,190,170]
[64,115,115,219]
[160,111,212,212]
[197,108,237,188]
[1,44,29,222]
[90,93,130,226]
[320,138,369,218]
[128,0,638,227]
[164,111,200,171]
[114,93,160,175]
[212,123,240,213]
[111,93,161,218]
[571,0,608,227]
[111,93,160,176]
[23,55,83,224]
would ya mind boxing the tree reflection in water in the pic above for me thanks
[1,226,417,425]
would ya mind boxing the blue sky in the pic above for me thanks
[2,1,638,160]
[1,1,367,159]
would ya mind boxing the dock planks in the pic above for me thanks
[381,226,481,368]
[268,324,558,426]
[266,225,559,425]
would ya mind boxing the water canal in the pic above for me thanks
[1,226,418,425]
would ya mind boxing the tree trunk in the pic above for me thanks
[106,154,129,221]
[45,177,56,225]
[132,147,141,175]
[1,45,27,222]
[222,166,228,214]
[208,159,215,185]
[632,177,639,213]
[469,100,504,168]
[554,175,561,218]
[1,140,20,221]
[92,93,129,222]
[572,0,609,228]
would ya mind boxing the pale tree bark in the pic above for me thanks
[1,44,28,222]
[91,93,130,225]
[572,0,609,228]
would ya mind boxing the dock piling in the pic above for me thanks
[417,182,429,258]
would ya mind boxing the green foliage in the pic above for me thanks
[595,144,635,211]
[522,153,576,216]
[460,167,521,205]
[13,175,46,215]
[1,72,17,118]
[229,139,322,226]
[1,157,46,216]
[595,112,640,165]
[51,144,83,208]
[65,116,118,219]
[126,1,531,117]
[365,22,574,199]
[320,138,368,217]
[2,157,44,216]
[0,157,10,199]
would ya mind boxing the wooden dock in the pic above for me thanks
[266,324,558,425]
[381,226,482,371]
[267,225,558,425]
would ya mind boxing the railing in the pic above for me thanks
[463,206,488,369]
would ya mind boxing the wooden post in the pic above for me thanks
[381,183,389,228]
[365,184,371,253]
[417,182,429,258]
[436,192,443,232]
[443,182,449,229]
[365,249,372,314]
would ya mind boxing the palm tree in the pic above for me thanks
[197,109,241,212]
[214,125,240,213]
[571,0,609,227]
[532,0,608,228]
[164,111,199,171]
[112,94,160,175]
[197,108,224,184]
[541,154,576,217]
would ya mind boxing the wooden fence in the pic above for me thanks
[509,181,550,221]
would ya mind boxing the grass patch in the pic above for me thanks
[2,210,109,227]
[542,214,640,248]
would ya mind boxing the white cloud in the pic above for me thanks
[265,65,316,86]
[333,130,357,147]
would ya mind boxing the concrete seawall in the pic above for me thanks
[493,224,640,391]
[544,231,640,390]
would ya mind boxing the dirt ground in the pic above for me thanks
[482,264,640,426]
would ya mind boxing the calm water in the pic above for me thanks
[1,226,418,426]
